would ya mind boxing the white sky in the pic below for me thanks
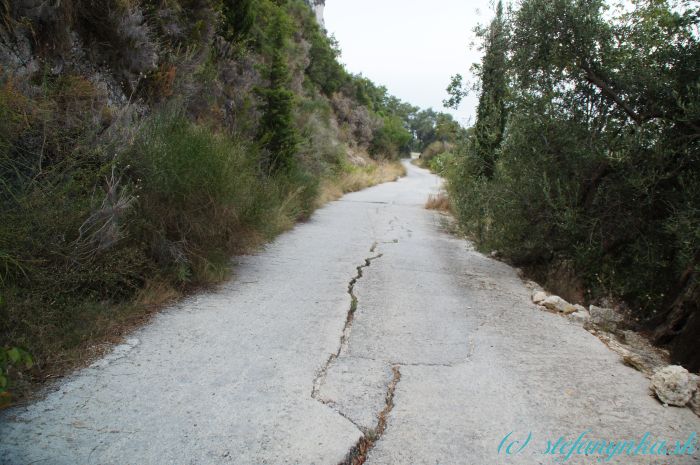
[324,0,496,126]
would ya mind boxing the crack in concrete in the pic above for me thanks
[326,403,364,432]
[310,246,407,464]
[338,366,402,465]
[311,246,383,403]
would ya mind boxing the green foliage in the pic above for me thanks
[0,343,33,406]
[408,108,464,152]
[129,111,258,261]
[222,0,256,41]
[428,151,455,176]
[0,0,420,393]
[304,22,347,95]
[257,10,299,173]
[421,141,454,165]
[444,74,466,110]
[370,115,412,159]
[471,0,508,179]
[446,0,700,367]
[307,35,346,95]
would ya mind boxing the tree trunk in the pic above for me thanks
[652,251,700,372]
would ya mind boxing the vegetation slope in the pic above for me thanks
[0,0,455,401]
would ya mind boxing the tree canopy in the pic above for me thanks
[444,0,700,370]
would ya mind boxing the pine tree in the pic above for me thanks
[257,11,298,173]
[472,0,508,179]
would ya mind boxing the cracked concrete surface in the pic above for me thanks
[1,161,698,465]
[311,249,385,432]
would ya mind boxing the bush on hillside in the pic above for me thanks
[420,141,454,164]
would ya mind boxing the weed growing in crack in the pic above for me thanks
[311,247,383,401]
[338,366,402,465]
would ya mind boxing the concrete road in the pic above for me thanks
[1,161,698,465]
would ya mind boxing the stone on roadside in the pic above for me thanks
[589,305,624,328]
[570,307,591,322]
[561,305,578,315]
[650,365,697,407]
[532,291,547,304]
[622,353,647,374]
[542,295,577,314]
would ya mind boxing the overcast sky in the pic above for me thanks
[324,0,496,126]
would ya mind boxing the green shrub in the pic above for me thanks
[0,0,427,394]
[128,109,320,278]
[0,344,33,406]
[446,0,700,367]
[128,112,260,279]
[428,151,455,175]
[369,115,412,160]
[421,141,454,164]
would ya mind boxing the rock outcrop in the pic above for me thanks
[306,0,325,27]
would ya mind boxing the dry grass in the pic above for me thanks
[135,280,182,307]
[316,159,406,207]
[425,192,451,212]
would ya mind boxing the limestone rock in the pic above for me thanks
[570,308,591,322]
[589,305,624,328]
[650,365,697,407]
[532,291,547,304]
[542,295,577,314]
[306,0,325,27]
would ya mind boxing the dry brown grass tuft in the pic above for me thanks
[136,280,181,307]
[316,160,406,207]
[425,192,451,212]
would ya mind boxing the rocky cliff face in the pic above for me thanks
[307,0,325,27]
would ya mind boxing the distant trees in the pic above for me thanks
[370,115,412,159]
[445,0,700,370]
[224,0,436,165]
[405,108,465,152]
[410,108,438,149]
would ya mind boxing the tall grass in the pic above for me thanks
[0,103,319,398]
[128,112,265,283]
